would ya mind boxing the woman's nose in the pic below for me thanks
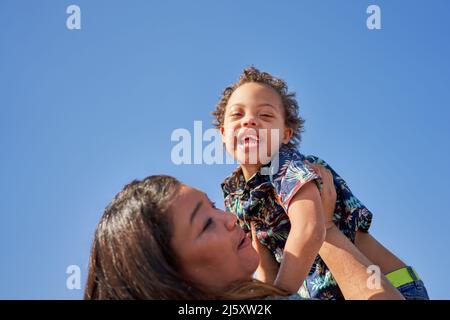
[224,212,238,231]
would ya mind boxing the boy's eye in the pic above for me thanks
[230,112,242,117]
[260,113,273,118]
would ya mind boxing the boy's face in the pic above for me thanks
[221,82,293,166]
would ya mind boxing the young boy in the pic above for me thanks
[213,66,429,299]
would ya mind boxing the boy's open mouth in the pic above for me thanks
[237,129,260,150]
[241,136,259,149]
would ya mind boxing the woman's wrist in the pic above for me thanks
[255,264,276,284]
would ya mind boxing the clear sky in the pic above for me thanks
[1,0,449,299]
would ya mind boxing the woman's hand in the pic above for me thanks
[310,164,405,299]
[310,164,337,229]
[251,222,279,284]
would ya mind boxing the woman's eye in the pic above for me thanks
[261,113,273,118]
[210,201,216,209]
[203,217,213,232]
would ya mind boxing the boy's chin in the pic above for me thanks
[236,154,272,167]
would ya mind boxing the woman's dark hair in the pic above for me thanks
[85,175,288,299]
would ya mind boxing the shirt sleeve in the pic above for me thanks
[271,151,321,212]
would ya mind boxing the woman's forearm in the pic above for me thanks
[319,225,404,300]
[254,256,278,284]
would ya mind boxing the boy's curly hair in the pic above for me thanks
[212,66,305,147]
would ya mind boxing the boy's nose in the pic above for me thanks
[242,115,258,127]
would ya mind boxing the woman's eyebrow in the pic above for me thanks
[189,201,203,225]
[203,192,213,204]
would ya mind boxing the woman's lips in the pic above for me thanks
[238,232,251,250]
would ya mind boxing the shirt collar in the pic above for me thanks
[221,144,295,195]
[221,161,279,196]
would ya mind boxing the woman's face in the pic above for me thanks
[169,185,259,292]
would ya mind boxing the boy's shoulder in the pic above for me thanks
[278,145,330,173]
[274,145,313,179]
[271,146,323,209]
[278,145,325,165]
[278,144,306,163]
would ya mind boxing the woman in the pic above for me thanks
[84,166,403,300]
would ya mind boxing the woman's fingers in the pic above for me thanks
[311,164,335,197]
[250,222,260,252]
[250,221,256,239]
[309,163,337,224]
[320,166,332,187]
[324,169,336,201]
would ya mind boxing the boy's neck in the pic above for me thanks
[240,164,262,181]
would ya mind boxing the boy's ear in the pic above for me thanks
[220,126,226,141]
[282,128,293,144]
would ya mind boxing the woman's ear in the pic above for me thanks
[282,128,293,144]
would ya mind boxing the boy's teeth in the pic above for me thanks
[243,138,258,147]
[240,135,258,142]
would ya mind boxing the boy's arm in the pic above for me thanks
[273,181,326,293]
[251,223,279,284]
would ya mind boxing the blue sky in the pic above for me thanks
[1,0,449,299]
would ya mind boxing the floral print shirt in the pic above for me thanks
[221,144,373,300]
